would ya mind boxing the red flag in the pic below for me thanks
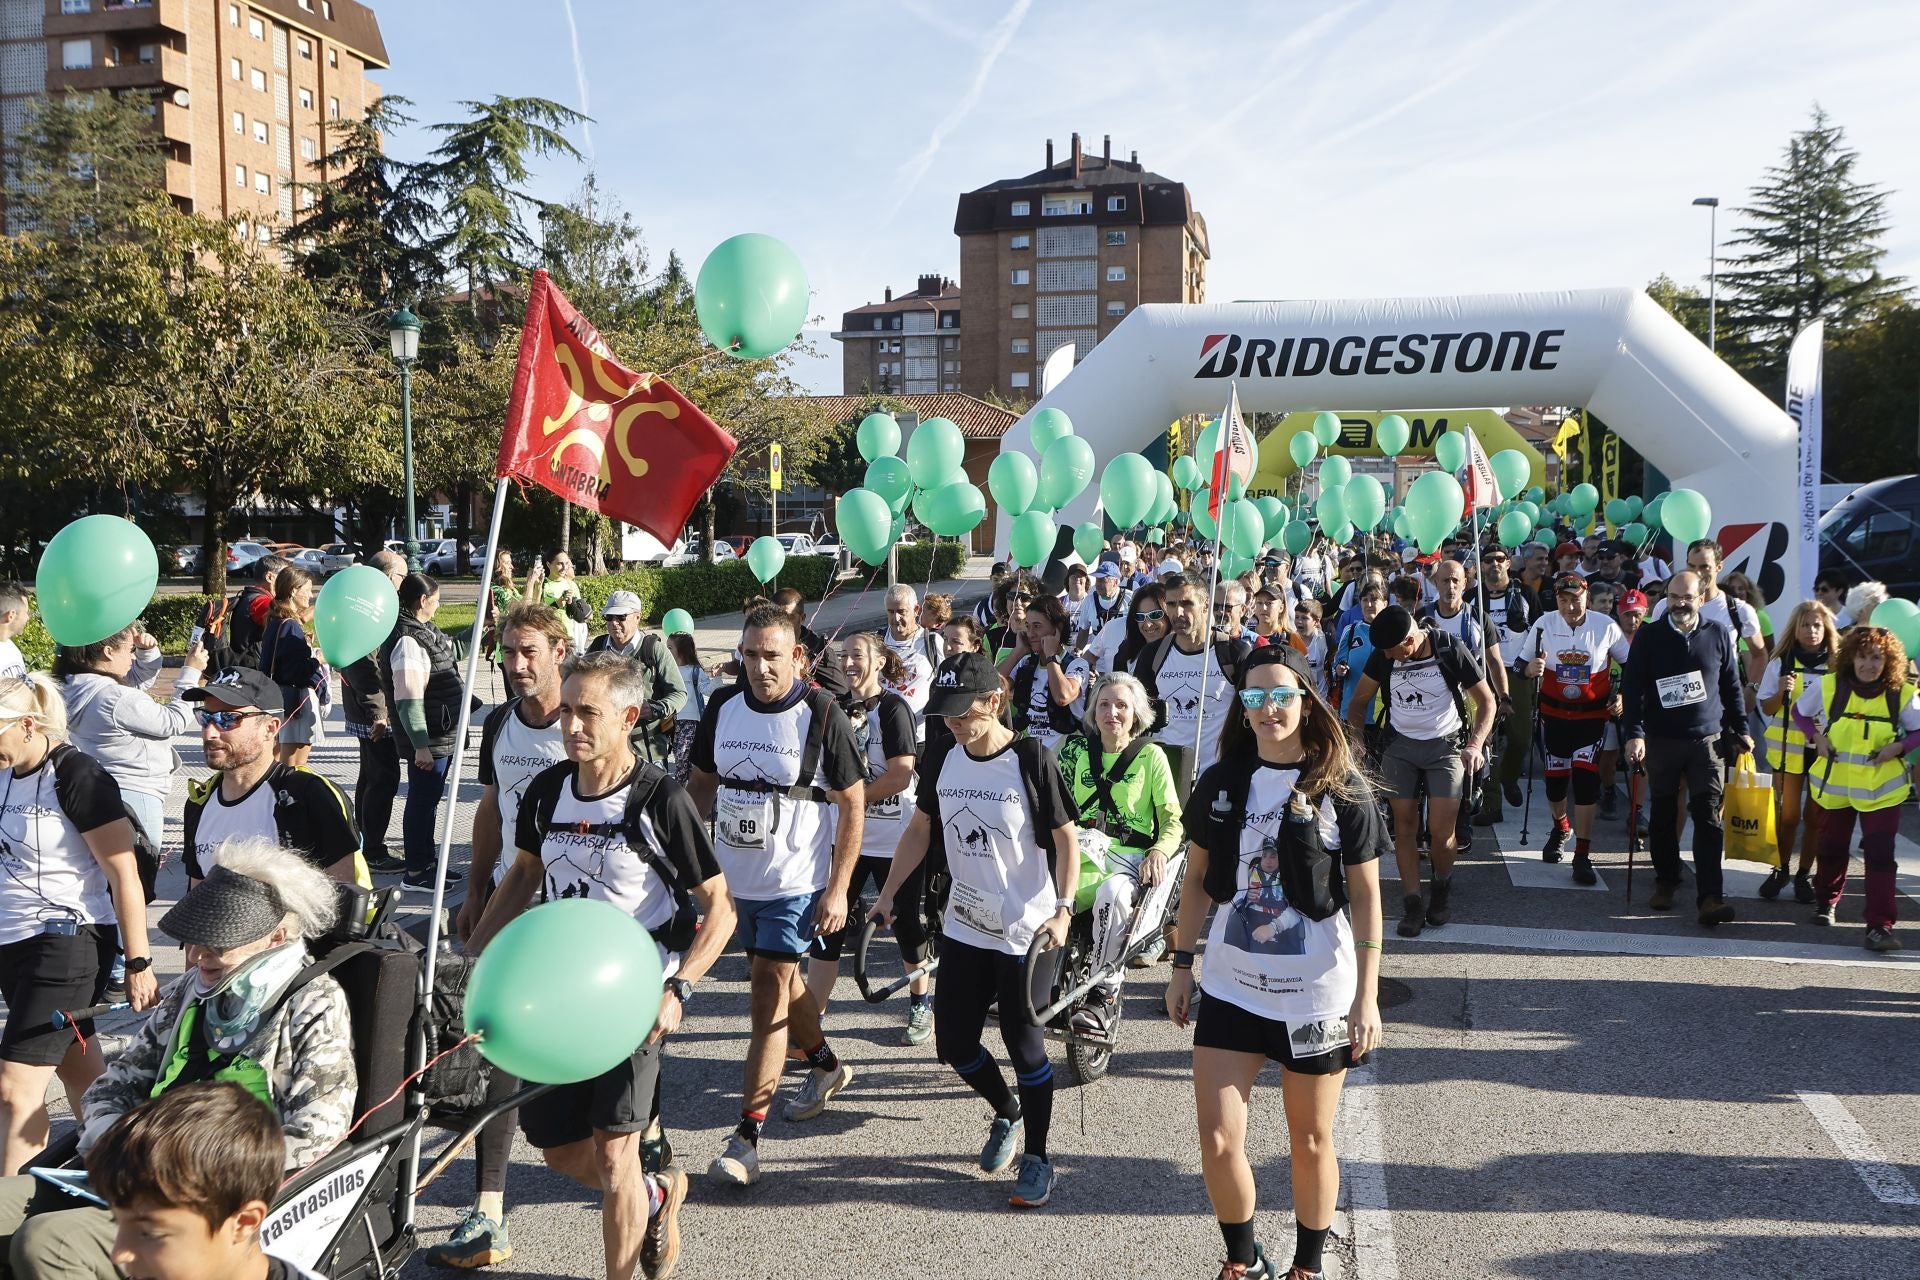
[497,271,738,545]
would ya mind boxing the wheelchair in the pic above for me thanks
[850,871,947,1005]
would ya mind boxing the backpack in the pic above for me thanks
[1059,732,1157,851]
[1132,635,1249,733]
[1373,627,1480,741]
[49,744,161,903]
[1196,755,1344,921]
[710,685,841,805]
[1010,654,1083,737]
[923,734,1053,866]
[525,760,699,952]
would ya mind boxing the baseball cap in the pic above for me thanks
[1158,558,1185,577]
[1618,587,1651,615]
[1370,605,1415,649]
[1119,546,1137,564]
[1095,560,1121,579]
[182,667,279,711]
[1553,571,1588,593]
[924,650,1003,718]
[603,589,644,617]
[1553,542,1583,560]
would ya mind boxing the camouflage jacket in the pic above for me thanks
[80,960,357,1168]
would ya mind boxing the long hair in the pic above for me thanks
[398,572,440,617]
[269,565,315,622]
[0,673,70,742]
[1215,657,1366,803]
[1769,600,1837,668]
[1113,582,1167,672]
[490,550,516,591]
[1834,625,1909,698]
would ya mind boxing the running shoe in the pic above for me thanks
[422,1208,511,1269]
[366,853,407,874]
[1396,894,1426,938]
[1598,788,1619,821]
[1216,1244,1275,1279]
[1540,822,1568,864]
[1697,896,1736,928]
[903,1002,934,1046]
[1425,877,1452,927]
[980,1114,1022,1172]
[1864,927,1902,952]
[1647,881,1678,911]
[641,1167,686,1279]
[1810,903,1836,927]
[782,1062,854,1122]
[1757,867,1790,900]
[402,869,464,892]
[1128,936,1168,968]
[1008,1153,1056,1208]
[640,1119,674,1174]
[1571,855,1597,886]
[707,1134,760,1187]
[102,979,126,1006]
[1793,872,1815,904]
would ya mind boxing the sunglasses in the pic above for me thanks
[1238,686,1304,711]
[1011,592,1035,604]
[195,708,270,730]
[1132,609,1166,623]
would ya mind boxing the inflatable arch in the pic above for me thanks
[1004,290,1803,606]
[1249,409,1547,495]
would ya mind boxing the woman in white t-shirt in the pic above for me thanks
[1165,646,1385,1280]
[0,675,157,1175]
[873,651,1078,1210]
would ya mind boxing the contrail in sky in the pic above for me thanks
[559,0,594,159]
[889,0,1033,218]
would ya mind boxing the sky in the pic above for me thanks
[369,0,1920,395]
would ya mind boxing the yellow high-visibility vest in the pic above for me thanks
[1762,656,1825,775]
[1808,675,1916,812]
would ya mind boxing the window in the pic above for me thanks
[61,0,90,14]
[1106,195,1126,212]
[890,362,902,375]
[1042,194,1090,216]
[1105,230,1127,246]
[228,3,240,24]
[1010,371,1031,388]
[236,217,249,238]
[297,0,312,9]
[1107,300,1126,316]
[1011,338,1030,355]
[1011,304,1029,319]
[229,56,242,80]
[871,318,883,331]
[231,110,244,134]
[323,1,333,16]
[1106,265,1127,282]
[944,360,959,373]
[248,15,264,39]
[255,171,270,193]
[1010,233,1030,250]
[250,67,266,91]
[60,39,91,70]
[256,223,271,243]
[136,44,156,64]
[1038,226,1094,257]
[941,313,956,328]
[1035,294,1096,326]
[1037,259,1096,291]
[234,163,247,187]
[944,382,958,392]
[298,87,312,110]
[296,37,312,60]
[889,316,901,329]
[1841,508,1917,559]
[253,119,268,143]
[327,96,339,118]
[1010,200,1030,217]
[942,336,958,350]
[300,136,317,161]
[1010,268,1030,285]
[327,47,338,67]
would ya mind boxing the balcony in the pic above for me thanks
[156,98,189,143]
[45,0,187,39]
[162,157,193,204]
[52,42,187,92]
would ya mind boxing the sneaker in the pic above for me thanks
[1864,926,1901,952]
[1757,867,1790,900]
[1793,872,1815,904]
[903,1001,934,1046]
[1396,894,1426,938]
[1572,855,1597,886]
[980,1114,1023,1172]
[422,1208,512,1269]
[1008,1153,1056,1208]
[640,1119,674,1175]
[1648,880,1678,911]
[1503,779,1523,808]
[402,869,464,892]
[1425,878,1452,927]
[1069,987,1120,1038]
[1472,805,1502,827]
[1217,1244,1276,1279]
[782,1061,854,1122]
[1810,903,1836,927]
[640,1166,686,1279]
[102,979,127,1006]
[1697,896,1736,928]
[1598,788,1619,821]
[1128,936,1168,968]
[1541,823,1568,864]
[707,1133,760,1187]
[366,853,407,874]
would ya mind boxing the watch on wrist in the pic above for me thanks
[667,978,694,1005]
[1053,896,1074,912]
[123,956,153,975]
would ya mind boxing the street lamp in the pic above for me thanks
[1692,196,1719,351]
[388,304,422,571]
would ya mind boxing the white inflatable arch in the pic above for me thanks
[1006,289,1803,606]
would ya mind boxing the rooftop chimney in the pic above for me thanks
[884,286,893,303]
[1103,134,1111,164]
[1046,138,1054,168]
[1131,149,1138,165]
[1071,132,1082,181]
[917,274,942,297]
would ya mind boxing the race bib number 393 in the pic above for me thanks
[1655,671,1707,710]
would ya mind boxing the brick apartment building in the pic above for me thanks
[0,0,387,236]
[831,272,963,396]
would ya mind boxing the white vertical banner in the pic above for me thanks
[1784,320,1824,598]
[1040,343,1077,395]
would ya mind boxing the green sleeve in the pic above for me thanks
[398,698,430,749]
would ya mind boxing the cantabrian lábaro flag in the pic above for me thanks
[497,270,737,544]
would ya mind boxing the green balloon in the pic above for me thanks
[1028,407,1074,455]
[1659,487,1712,546]
[1320,455,1353,488]
[836,487,894,565]
[906,417,964,489]
[1196,418,1222,468]
[1152,472,1176,525]
[1315,486,1346,532]
[1621,521,1649,549]
[746,534,786,584]
[36,515,159,646]
[1288,431,1318,469]
[1312,411,1341,448]
[1604,498,1632,527]
[1376,414,1410,457]
[1625,495,1644,519]
[1223,499,1265,558]
[1391,507,1411,538]
[988,451,1039,517]
[1282,519,1313,555]
[1570,483,1600,516]
[1147,527,1166,545]
[1191,489,1218,541]
[923,481,986,537]
[1644,493,1667,529]
[1497,510,1533,549]
[1098,453,1154,528]
[1010,509,1057,568]
[1405,470,1466,551]
[1526,486,1545,504]
[856,412,900,463]
[1490,449,1532,502]
[1172,455,1201,491]
[864,455,912,509]
[466,899,663,1084]
[694,233,808,359]
[1344,474,1387,531]
[1256,495,1287,543]
[1073,521,1105,564]
[1873,597,1920,657]
[1328,521,1356,545]
[1039,435,1097,509]
[661,608,695,636]
[313,564,399,666]
[1517,499,1541,527]
[1433,431,1467,473]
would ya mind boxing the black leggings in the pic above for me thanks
[812,854,931,964]
[932,933,1054,1161]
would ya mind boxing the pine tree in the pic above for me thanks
[6,89,166,240]
[1716,106,1907,380]
[286,96,444,307]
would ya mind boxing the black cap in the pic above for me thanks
[159,864,288,949]
[1243,643,1315,687]
[182,667,281,711]
[925,651,1003,718]
[1369,605,1415,649]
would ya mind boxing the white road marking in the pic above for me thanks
[1500,848,1608,891]
[1337,1062,1401,1280]
[1796,1091,1920,1207]
[1396,921,1920,969]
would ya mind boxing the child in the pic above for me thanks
[88,1082,326,1280]
[1293,599,1327,691]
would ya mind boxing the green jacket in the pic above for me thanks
[1054,732,1184,860]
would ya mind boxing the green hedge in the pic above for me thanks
[12,595,215,670]
[571,556,837,624]
[894,542,967,583]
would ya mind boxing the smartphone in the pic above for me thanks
[42,917,77,938]
[187,624,205,651]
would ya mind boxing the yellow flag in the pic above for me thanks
[1551,412,1582,462]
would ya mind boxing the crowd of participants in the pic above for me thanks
[0,514,1909,1280]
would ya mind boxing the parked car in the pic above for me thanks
[680,537,738,564]
[317,543,360,574]
[226,540,273,576]
[1819,474,1920,597]
[774,533,835,558]
[287,548,331,577]
[421,539,479,576]
[168,544,203,573]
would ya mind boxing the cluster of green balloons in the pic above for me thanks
[694,234,808,360]
[838,412,985,564]
[986,407,1181,570]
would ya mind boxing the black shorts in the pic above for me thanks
[0,925,117,1066]
[517,1040,663,1149]
[1192,988,1359,1075]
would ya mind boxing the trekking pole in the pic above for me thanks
[1519,629,1545,844]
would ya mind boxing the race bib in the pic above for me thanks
[948,877,1006,939]
[1555,661,1590,684]
[716,788,770,850]
[1655,671,1707,710]
[1287,1015,1350,1060]
[865,793,904,823]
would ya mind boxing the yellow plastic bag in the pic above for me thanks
[1722,753,1778,865]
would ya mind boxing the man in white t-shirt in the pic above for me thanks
[881,584,942,724]
[0,582,28,680]
[1650,539,1766,690]
[1073,561,1131,650]
[1132,573,1251,797]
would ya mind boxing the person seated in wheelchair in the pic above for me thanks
[1051,672,1185,1037]
[0,836,356,1279]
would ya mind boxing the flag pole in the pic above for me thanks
[1191,497,1227,789]
[404,473,511,1228]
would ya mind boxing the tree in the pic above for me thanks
[538,174,656,330]
[4,89,166,240]
[1824,303,1920,481]
[1717,106,1908,386]
[286,95,444,307]
[1644,273,1713,345]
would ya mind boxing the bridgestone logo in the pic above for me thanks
[1195,330,1565,379]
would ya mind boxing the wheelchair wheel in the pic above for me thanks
[1066,992,1119,1084]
